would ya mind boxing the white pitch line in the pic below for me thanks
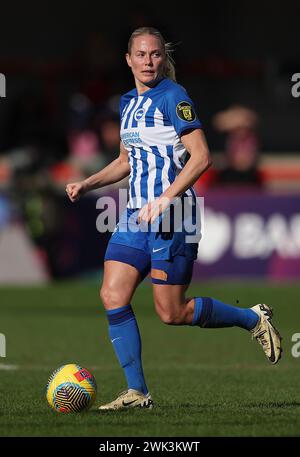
[0,364,19,370]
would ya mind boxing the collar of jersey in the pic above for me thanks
[133,77,168,97]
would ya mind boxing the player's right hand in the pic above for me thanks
[65,181,87,202]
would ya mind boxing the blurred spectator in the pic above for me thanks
[72,31,119,105]
[67,129,102,173]
[61,91,107,179]
[95,110,120,165]
[212,104,263,187]
[0,87,67,172]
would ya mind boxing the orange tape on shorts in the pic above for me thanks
[151,268,168,281]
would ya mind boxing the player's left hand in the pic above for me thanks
[137,197,171,224]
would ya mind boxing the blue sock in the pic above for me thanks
[192,297,259,330]
[106,304,148,395]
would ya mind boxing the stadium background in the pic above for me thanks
[1,0,300,437]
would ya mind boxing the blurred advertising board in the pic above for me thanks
[194,190,300,280]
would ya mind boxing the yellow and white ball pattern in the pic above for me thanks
[46,364,97,413]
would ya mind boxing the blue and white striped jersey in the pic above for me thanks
[120,78,202,209]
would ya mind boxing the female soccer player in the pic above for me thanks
[66,27,282,410]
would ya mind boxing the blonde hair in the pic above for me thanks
[127,27,176,82]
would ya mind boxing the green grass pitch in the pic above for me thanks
[0,279,300,437]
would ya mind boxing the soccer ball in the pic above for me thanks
[46,363,97,413]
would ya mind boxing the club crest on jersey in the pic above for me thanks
[134,108,145,122]
[176,101,196,122]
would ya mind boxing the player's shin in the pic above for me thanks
[106,304,149,395]
[190,297,259,330]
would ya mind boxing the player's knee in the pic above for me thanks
[100,285,125,310]
[159,312,177,325]
[154,298,179,325]
[158,310,180,325]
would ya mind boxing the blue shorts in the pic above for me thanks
[104,207,200,285]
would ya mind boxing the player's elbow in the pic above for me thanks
[190,146,212,170]
[118,158,131,177]
[195,150,212,173]
[201,148,213,171]
[206,155,213,169]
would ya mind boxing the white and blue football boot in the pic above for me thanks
[250,304,282,364]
